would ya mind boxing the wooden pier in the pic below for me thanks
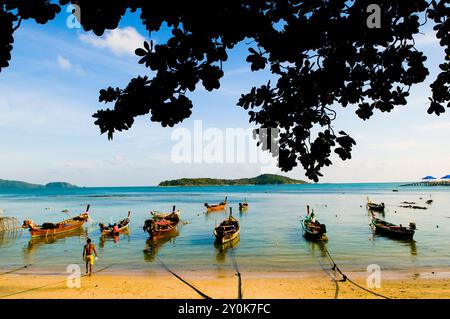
[400,181,450,187]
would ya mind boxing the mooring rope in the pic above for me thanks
[315,249,340,299]
[0,264,32,276]
[0,264,114,299]
[322,246,391,299]
[156,257,212,299]
[230,248,243,299]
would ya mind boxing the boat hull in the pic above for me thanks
[30,221,85,238]
[101,223,130,236]
[214,228,240,244]
[206,204,227,212]
[372,222,415,240]
[301,219,327,241]
[238,204,248,212]
[367,204,385,212]
[146,226,178,240]
[144,212,180,240]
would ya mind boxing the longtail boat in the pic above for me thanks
[99,211,131,236]
[22,205,90,238]
[205,197,227,212]
[238,199,248,212]
[371,212,416,240]
[214,207,240,244]
[301,205,327,241]
[143,206,180,240]
[366,197,385,212]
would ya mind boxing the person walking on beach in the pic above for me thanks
[83,238,98,276]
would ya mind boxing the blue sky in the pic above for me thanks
[0,8,449,186]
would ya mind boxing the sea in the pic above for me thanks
[1,183,449,275]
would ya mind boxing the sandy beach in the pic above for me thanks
[1,268,450,299]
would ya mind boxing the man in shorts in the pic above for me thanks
[83,238,98,276]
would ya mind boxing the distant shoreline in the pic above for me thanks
[158,174,307,187]
[0,179,78,190]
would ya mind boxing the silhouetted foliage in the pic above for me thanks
[1,0,449,181]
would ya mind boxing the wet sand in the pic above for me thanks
[1,268,450,299]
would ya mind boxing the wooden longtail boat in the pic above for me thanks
[371,213,416,240]
[366,197,385,212]
[205,197,227,212]
[99,211,131,236]
[238,200,248,212]
[214,207,240,244]
[301,205,327,241]
[22,205,90,238]
[143,206,180,240]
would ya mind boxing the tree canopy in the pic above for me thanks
[1,1,449,181]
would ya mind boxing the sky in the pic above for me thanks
[0,7,449,187]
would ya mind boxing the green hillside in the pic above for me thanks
[0,179,78,189]
[0,179,42,189]
[45,182,78,189]
[159,174,307,186]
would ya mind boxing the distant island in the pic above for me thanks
[0,179,78,189]
[158,174,307,186]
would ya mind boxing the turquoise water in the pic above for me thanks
[1,183,450,274]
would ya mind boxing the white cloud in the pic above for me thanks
[56,55,86,75]
[79,27,146,57]
[367,141,419,152]
[414,30,440,47]
[225,67,250,77]
[415,122,450,132]
[57,55,72,70]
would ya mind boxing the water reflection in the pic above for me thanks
[238,209,249,218]
[214,237,240,263]
[371,233,418,256]
[99,229,131,249]
[143,231,179,262]
[307,240,328,258]
[0,230,21,248]
[24,228,87,255]
[409,240,417,256]
[368,209,385,218]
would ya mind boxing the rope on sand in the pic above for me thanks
[315,251,340,299]
[230,249,243,299]
[0,264,114,299]
[0,264,33,276]
[322,247,391,299]
[156,257,212,299]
